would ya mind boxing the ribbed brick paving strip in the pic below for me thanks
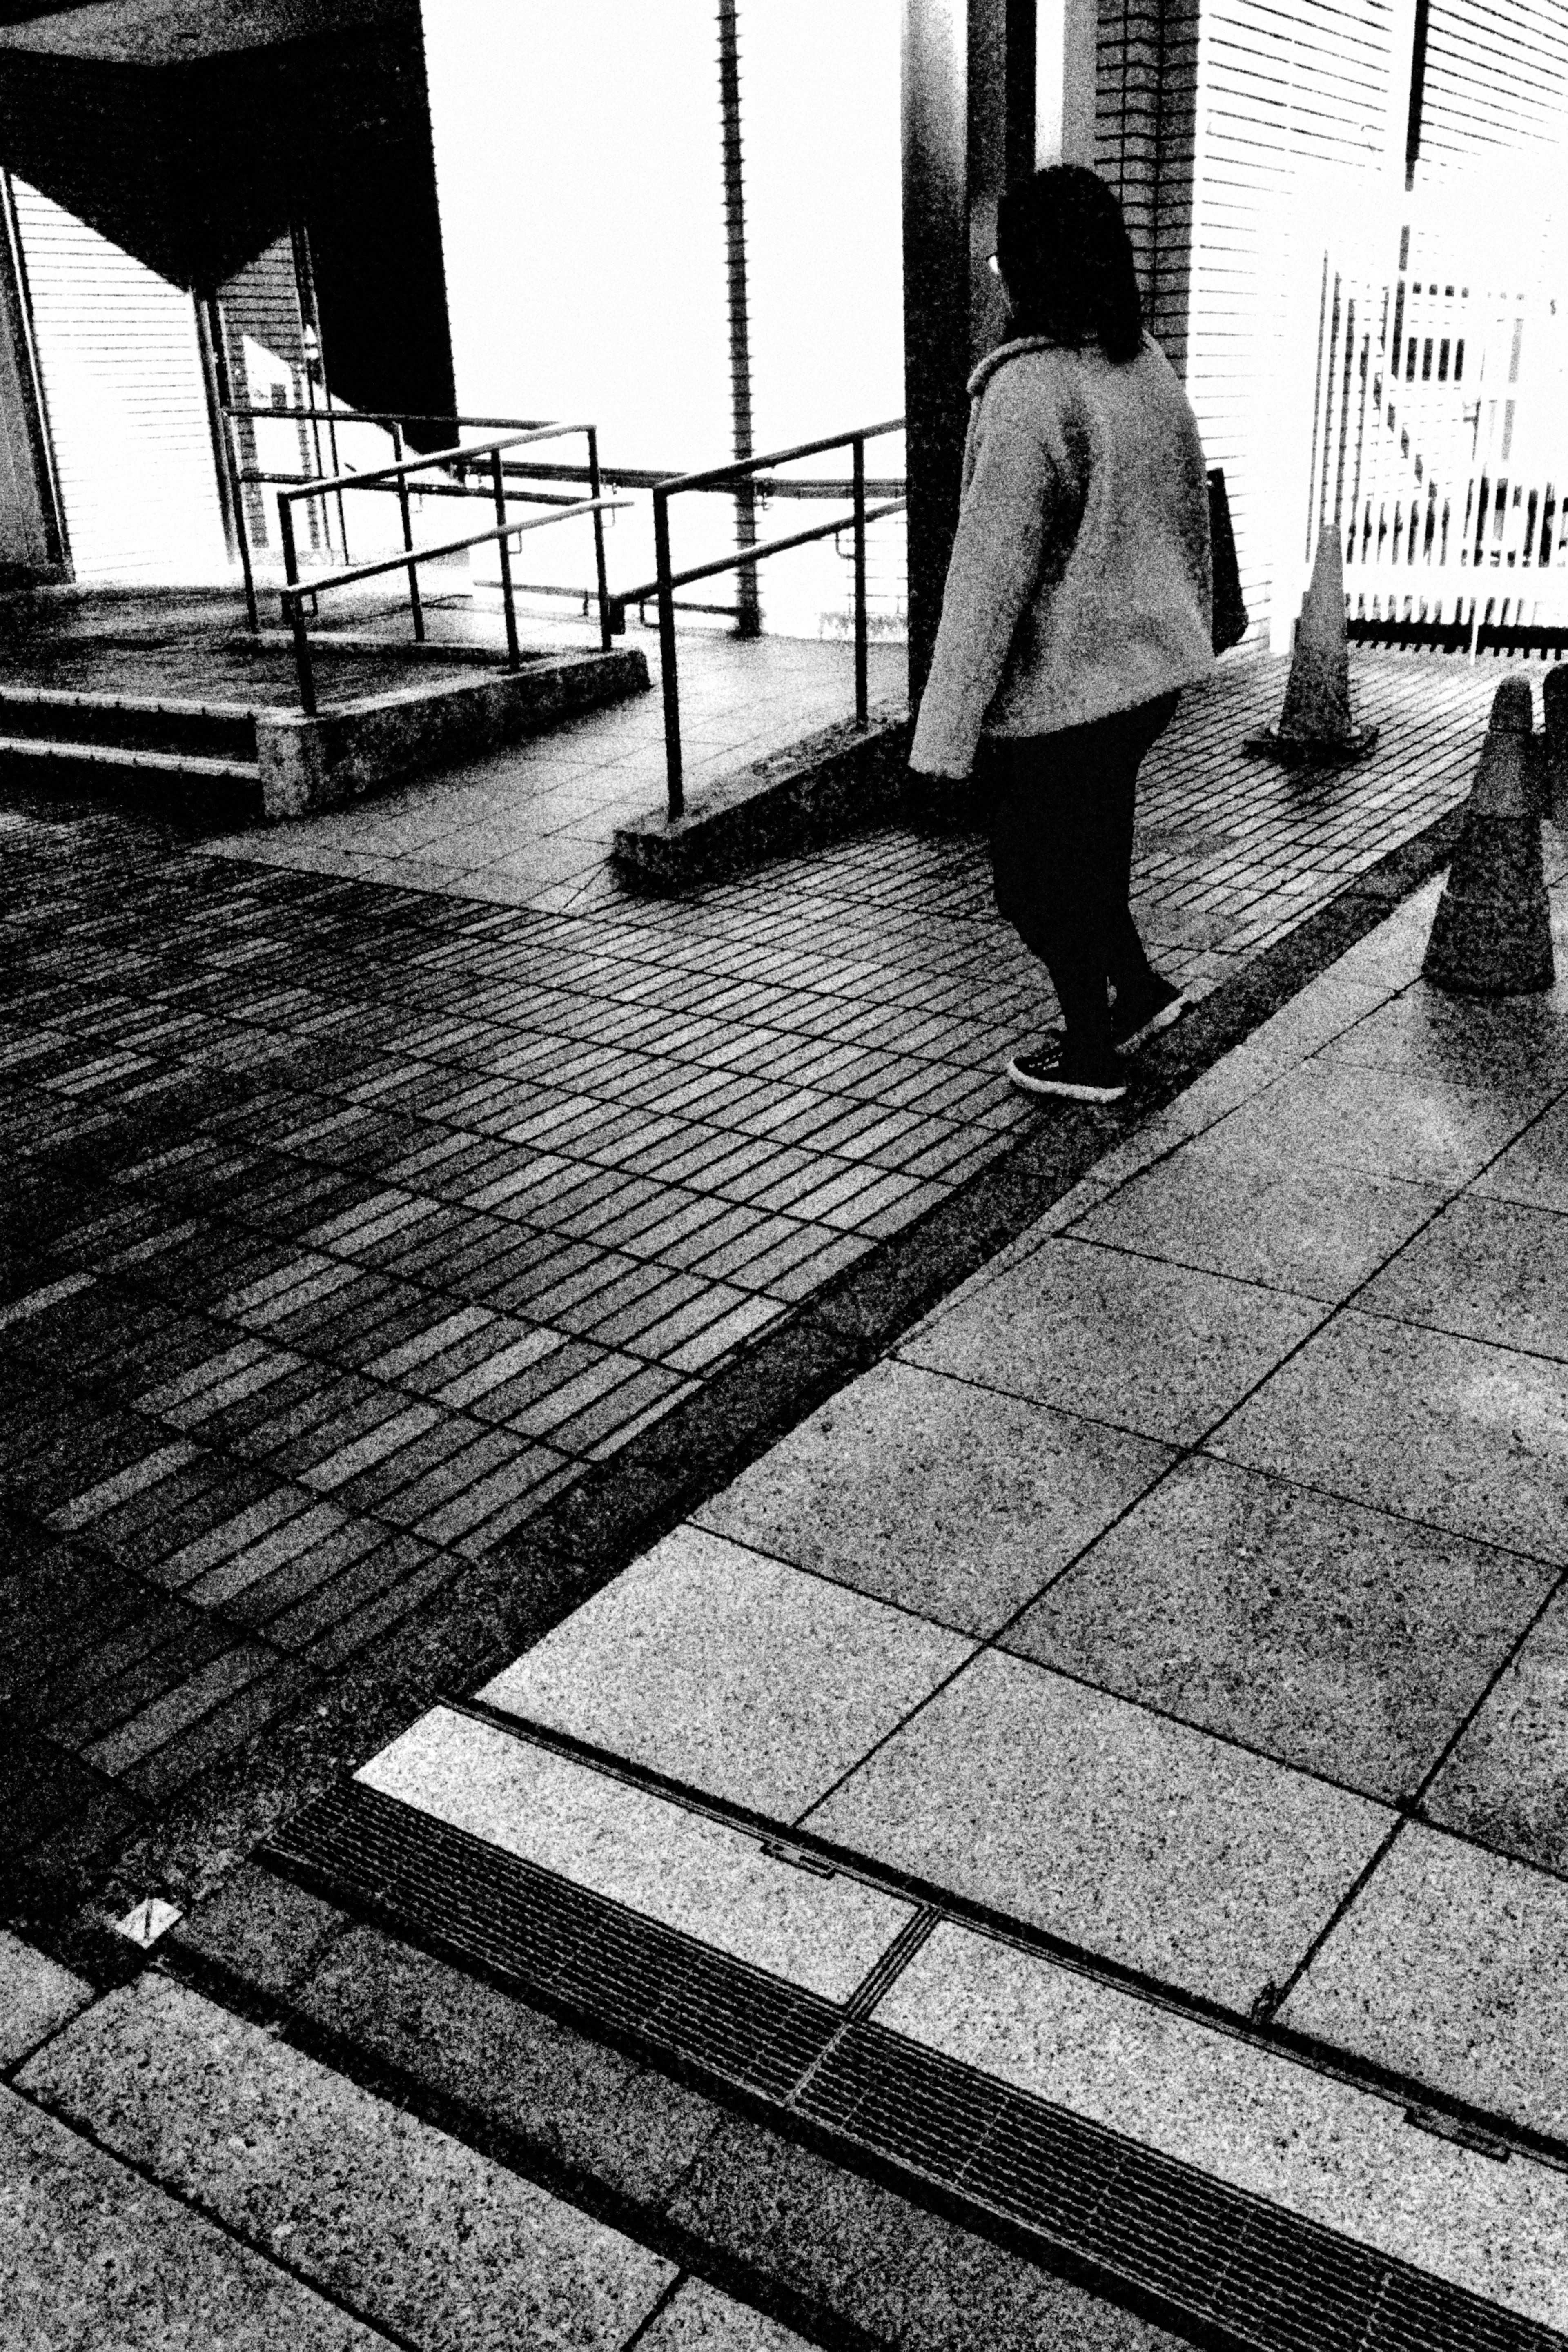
[0,646,1538,1945]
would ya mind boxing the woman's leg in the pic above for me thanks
[990,726,1116,1059]
[1095,692,1180,1016]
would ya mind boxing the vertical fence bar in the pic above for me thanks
[492,449,521,669]
[392,421,425,643]
[653,486,683,819]
[276,496,316,716]
[587,426,613,650]
[224,410,260,634]
[852,436,869,728]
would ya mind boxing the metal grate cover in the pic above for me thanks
[797,2022,1565,2352]
[266,1783,1566,2352]
[267,1779,838,2102]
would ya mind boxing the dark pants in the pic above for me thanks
[987,693,1179,1056]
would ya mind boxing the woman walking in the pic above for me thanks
[909,165,1214,1103]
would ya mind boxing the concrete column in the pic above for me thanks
[1036,0,1098,167]
[0,176,66,582]
[903,0,1036,704]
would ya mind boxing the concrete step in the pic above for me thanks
[0,685,258,762]
[0,732,263,822]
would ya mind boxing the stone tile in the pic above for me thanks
[479,1526,972,1820]
[1212,1308,1568,1565]
[1073,1124,1443,1302]
[1214,1058,1544,1191]
[1472,1094,1568,1218]
[900,1237,1326,1445]
[1003,1454,1552,1800]
[0,1927,93,2065]
[359,1706,913,1999]
[1279,1823,1568,2143]
[1423,1581,1568,1877]
[1359,1191,1568,1361]
[636,2278,817,2352]
[296,1924,719,2207]
[1320,881,1443,986]
[804,1649,1392,2011]
[693,1358,1177,1636]
[169,1864,349,1999]
[663,2105,1186,2352]
[17,1973,674,2352]
[1232,972,1397,1059]
[1315,980,1568,1092]
[875,1923,1568,2336]
[0,2087,382,2351]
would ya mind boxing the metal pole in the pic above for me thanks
[277,498,316,716]
[587,425,613,650]
[716,0,760,637]
[225,408,260,634]
[653,486,684,818]
[492,450,521,668]
[853,435,869,727]
[392,421,425,642]
[903,0,1036,704]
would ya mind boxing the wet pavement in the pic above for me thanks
[4,613,1564,2351]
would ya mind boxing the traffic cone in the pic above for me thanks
[1545,660,1568,828]
[1245,522,1379,765]
[1424,677,1553,995]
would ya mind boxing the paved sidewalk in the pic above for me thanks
[0,1927,811,2351]
[0,637,1522,1949]
[330,848,1568,2344]
[5,624,1565,2348]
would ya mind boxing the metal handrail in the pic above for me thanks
[220,408,618,675]
[277,424,581,504]
[630,417,906,819]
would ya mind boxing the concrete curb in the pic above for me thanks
[258,646,650,820]
[612,706,911,887]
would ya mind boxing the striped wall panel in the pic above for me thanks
[1179,0,1404,639]
[11,178,227,585]
[1416,0,1568,174]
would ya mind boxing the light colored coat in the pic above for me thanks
[909,332,1214,777]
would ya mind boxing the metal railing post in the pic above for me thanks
[587,426,613,650]
[492,449,521,668]
[224,410,260,634]
[392,420,425,643]
[653,485,683,818]
[852,435,869,728]
[277,496,316,716]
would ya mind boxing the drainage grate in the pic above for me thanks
[795,2023,1564,2352]
[265,1786,1565,2352]
[266,1780,839,2102]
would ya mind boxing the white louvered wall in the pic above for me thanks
[1180,0,1407,644]
[9,178,228,584]
[1414,0,1568,176]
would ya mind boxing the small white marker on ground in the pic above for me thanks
[114,1897,183,1949]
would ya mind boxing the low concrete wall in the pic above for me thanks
[611,704,911,888]
[256,647,649,821]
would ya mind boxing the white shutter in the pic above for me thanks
[1182,0,1404,641]
[1416,0,1568,175]
[10,178,228,584]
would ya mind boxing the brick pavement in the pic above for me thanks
[0,633,1541,1949]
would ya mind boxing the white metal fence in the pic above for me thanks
[1294,166,1568,633]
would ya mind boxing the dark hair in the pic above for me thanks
[995,166,1144,363]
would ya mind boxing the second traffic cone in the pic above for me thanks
[1545,660,1568,827]
[1424,676,1553,995]
[1245,522,1379,765]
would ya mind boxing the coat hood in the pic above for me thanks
[967,330,1160,399]
[965,336,1065,399]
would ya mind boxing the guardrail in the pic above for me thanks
[266,427,627,715]
[220,408,620,657]
[609,418,906,818]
